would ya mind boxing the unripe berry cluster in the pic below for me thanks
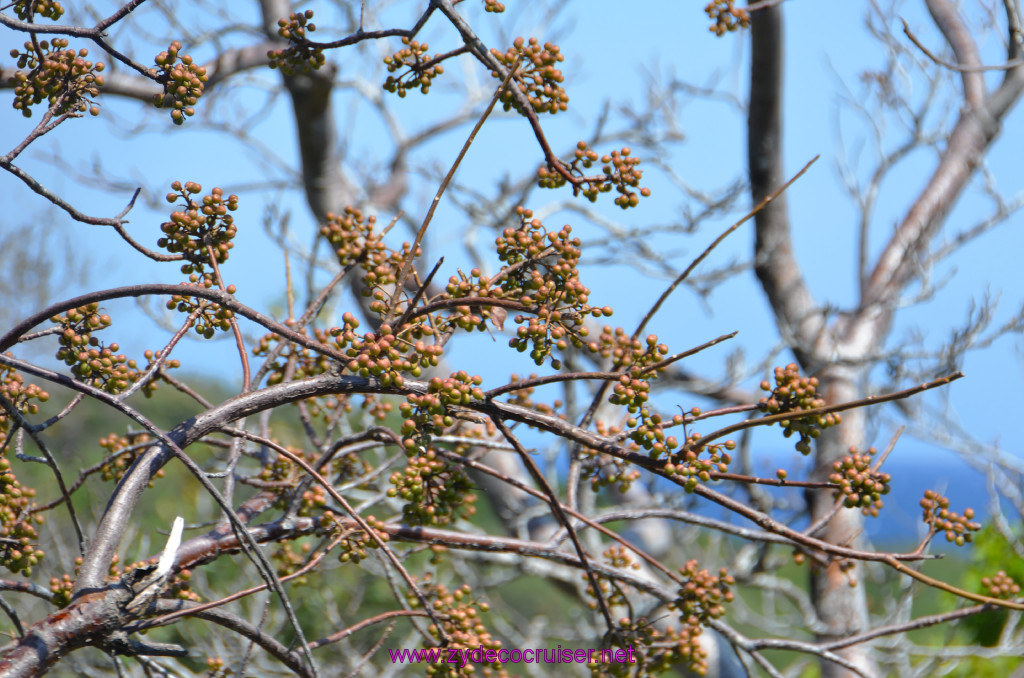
[613,379,652,421]
[425,372,485,403]
[321,514,389,565]
[920,490,981,546]
[675,559,734,625]
[980,570,1020,599]
[387,448,476,526]
[502,374,562,417]
[407,577,502,677]
[320,208,419,317]
[334,529,372,564]
[319,206,385,268]
[829,446,890,517]
[159,182,240,338]
[109,554,201,603]
[256,447,325,514]
[52,305,138,393]
[257,329,393,420]
[666,433,736,492]
[383,38,444,97]
[270,540,313,579]
[496,209,607,367]
[585,568,626,609]
[0,456,43,577]
[483,0,505,12]
[0,361,49,448]
[159,181,239,284]
[98,431,161,485]
[360,395,395,421]
[441,268,507,334]
[495,210,584,285]
[663,622,714,677]
[8,39,104,117]
[13,0,64,21]
[603,544,641,571]
[759,363,840,455]
[591,327,667,372]
[296,483,326,517]
[337,323,418,386]
[367,245,420,316]
[49,572,73,607]
[610,149,648,208]
[253,320,337,385]
[268,10,326,75]
[582,421,642,494]
[537,142,650,209]
[152,41,207,125]
[167,287,237,339]
[596,333,676,460]
[600,617,709,677]
[705,0,751,36]
[392,375,482,524]
[137,349,180,398]
[490,37,568,115]
[399,372,484,450]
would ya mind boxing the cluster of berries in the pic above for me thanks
[667,432,737,493]
[676,559,734,625]
[408,577,504,677]
[13,0,63,20]
[829,446,891,517]
[705,0,751,36]
[98,431,158,484]
[599,616,712,677]
[152,41,207,125]
[268,10,326,75]
[581,420,643,494]
[387,448,476,527]
[0,456,43,576]
[9,39,104,117]
[159,181,240,337]
[495,209,607,367]
[0,361,49,448]
[253,320,337,385]
[52,305,137,394]
[383,38,445,97]
[490,36,568,115]
[159,181,239,284]
[321,513,388,565]
[980,570,1020,599]
[920,490,981,546]
[400,372,484,450]
[537,142,650,209]
[759,363,840,455]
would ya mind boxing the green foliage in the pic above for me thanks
[957,526,1024,647]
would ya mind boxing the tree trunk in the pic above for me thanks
[809,366,878,677]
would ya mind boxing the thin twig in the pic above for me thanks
[901,17,1024,72]
[633,155,819,340]
[386,62,520,323]
[491,417,618,635]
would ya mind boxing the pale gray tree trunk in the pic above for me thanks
[747,0,1024,675]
